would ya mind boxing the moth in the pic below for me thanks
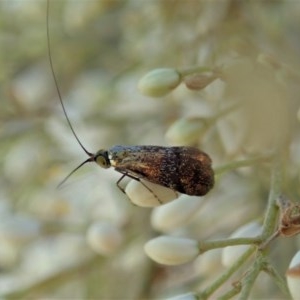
[62,145,214,196]
[46,1,214,203]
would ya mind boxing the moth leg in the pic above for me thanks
[116,172,140,194]
[139,180,162,204]
[116,172,162,204]
[116,174,127,194]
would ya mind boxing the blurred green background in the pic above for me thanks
[1,0,300,299]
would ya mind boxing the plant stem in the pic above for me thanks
[238,253,265,300]
[214,155,271,177]
[219,283,242,300]
[198,246,256,299]
[237,158,284,299]
[261,159,283,239]
[263,262,291,297]
[198,237,261,254]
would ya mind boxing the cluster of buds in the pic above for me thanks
[138,67,220,98]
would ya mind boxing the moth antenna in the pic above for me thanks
[57,158,93,189]
[46,0,93,157]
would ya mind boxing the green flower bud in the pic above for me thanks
[138,68,181,97]
[165,117,210,146]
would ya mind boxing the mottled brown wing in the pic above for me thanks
[111,146,214,196]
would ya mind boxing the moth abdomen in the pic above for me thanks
[158,147,214,196]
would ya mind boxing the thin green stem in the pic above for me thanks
[238,253,265,300]
[198,237,261,254]
[210,103,239,123]
[218,283,242,300]
[214,154,271,177]
[236,159,284,299]
[261,159,283,239]
[198,246,256,299]
[263,262,291,297]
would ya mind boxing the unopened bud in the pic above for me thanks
[144,235,199,265]
[184,73,217,90]
[138,68,181,97]
[125,179,177,207]
[86,221,123,255]
[151,195,203,232]
[165,117,210,146]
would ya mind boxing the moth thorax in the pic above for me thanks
[108,157,117,167]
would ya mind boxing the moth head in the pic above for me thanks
[94,149,111,169]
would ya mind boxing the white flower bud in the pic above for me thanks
[151,195,203,232]
[125,179,177,207]
[194,248,222,276]
[166,292,197,300]
[144,235,199,265]
[286,250,300,299]
[222,221,262,267]
[86,221,123,255]
[138,68,181,97]
[165,117,209,146]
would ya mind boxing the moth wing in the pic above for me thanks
[114,147,170,185]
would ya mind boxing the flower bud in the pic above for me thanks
[194,248,222,276]
[286,250,300,299]
[144,235,199,265]
[184,73,217,90]
[165,117,210,146]
[138,68,181,97]
[86,221,123,255]
[151,195,203,232]
[222,221,262,267]
[125,179,177,207]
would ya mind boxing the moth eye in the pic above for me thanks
[96,155,110,169]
